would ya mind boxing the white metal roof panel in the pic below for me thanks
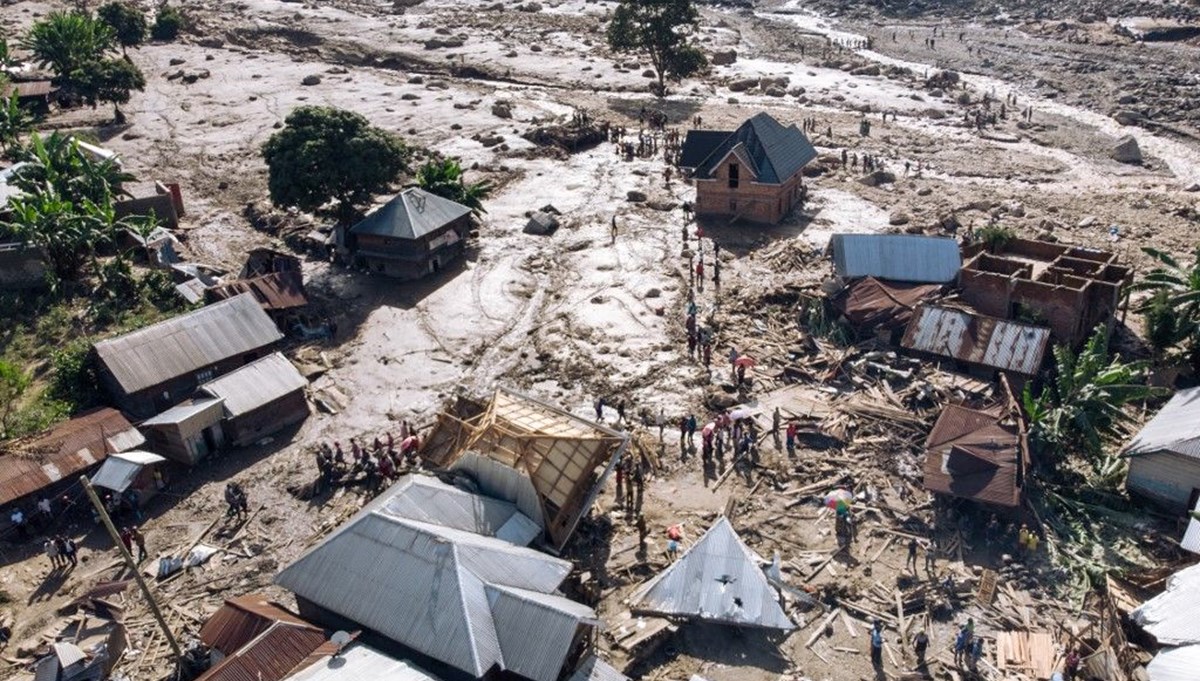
[1132,562,1200,645]
[287,643,444,681]
[486,584,597,681]
[568,655,630,681]
[631,517,794,630]
[141,398,225,428]
[831,234,962,283]
[1125,386,1200,460]
[1146,644,1200,681]
[90,451,165,492]
[199,352,307,418]
[902,305,1050,375]
[379,476,540,545]
[1183,497,1200,556]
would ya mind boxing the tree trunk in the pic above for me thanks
[113,105,126,125]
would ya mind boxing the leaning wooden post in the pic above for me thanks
[80,476,183,660]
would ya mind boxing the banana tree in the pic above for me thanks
[414,158,492,216]
[1133,246,1200,371]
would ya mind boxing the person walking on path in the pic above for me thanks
[44,537,61,568]
[785,421,797,457]
[678,416,688,452]
[632,456,645,515]
[695,259,704,292]
[656,408,665,444]
[615,454,627,510]
[702,341,713,374]
[914,630,929,666]
[924,539,937,576]
[594,396,605,422]
[60,535,77,568]
[686,413,697,447]
[119,527,134,556]
[969,636,984,671]
[907,537,919,573]
[954,625,971,667]
[1017,524,1030,556]
[611,215,618,245]
[616,399,627,425]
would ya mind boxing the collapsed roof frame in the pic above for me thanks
[422,387,629,551]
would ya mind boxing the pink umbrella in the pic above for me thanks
[734,356,758,368]
[702,422,716,436]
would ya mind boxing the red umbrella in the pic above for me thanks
[734,356,757,368]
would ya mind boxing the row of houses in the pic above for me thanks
[1,293,313,529]
[826,233,1200,522]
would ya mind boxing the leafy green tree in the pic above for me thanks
[150,4,185,41]
[1023,326,1160,484]
[97,2,148,54]
[0,359,32,438]
[49,340,102,412]
[72,56,146,123]
[22,11,116,83]
[415,158,492,215]
[0,93,33,156]
[1133,246,1200,372]
[262,106,408,223]
[607,0,707,95]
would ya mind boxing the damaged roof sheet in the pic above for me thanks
[630,517,794,630]
[902,305,1050,375]
[1124,386,1200,460]
[1131,562,1200,646]
[924,405,1026,508]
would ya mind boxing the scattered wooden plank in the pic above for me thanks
[806,608,841,649]
[841,609,859,639]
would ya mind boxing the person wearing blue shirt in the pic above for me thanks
[870,620,884,670]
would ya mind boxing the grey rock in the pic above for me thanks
[301,74,321,86]
[626,190,647,202]
[524,210,559,235]
[711,49,737,66]
[1112,135,1142,164]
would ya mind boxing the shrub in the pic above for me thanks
[151,4,184,41]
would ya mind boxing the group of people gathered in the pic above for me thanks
[312,424,422,496]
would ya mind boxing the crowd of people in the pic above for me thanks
[311,423,423,496]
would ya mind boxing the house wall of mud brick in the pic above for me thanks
[694,157,803,225]
[959,271,1094,347]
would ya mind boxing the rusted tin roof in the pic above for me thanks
[93,293,282,394]
[0,408,144,506]
[833,276,942,330]
[924,404,1027,508]
[901,305,1050,376]
[206,270,307,312]
[0,80,54,98]
[198,594,311,655]
[196,622,337,681]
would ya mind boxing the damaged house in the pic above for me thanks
[419,386,629,550]
[1123,385,1200,512]
[901,304,1050,383]
[923,398,1030,511]
[275,475,597,681]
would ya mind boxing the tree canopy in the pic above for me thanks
[262,106,408,223]
[98,2,148,53]
[415,158,492,216]
[72,56,146,123]
[151,5,185,41]
[607,0,707,95]
[22,11,116,80]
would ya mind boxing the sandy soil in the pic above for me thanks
[2,0,1199,678]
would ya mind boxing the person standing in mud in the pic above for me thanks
[610,215,618,245]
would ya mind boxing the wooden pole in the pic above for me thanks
[80,476,183,661]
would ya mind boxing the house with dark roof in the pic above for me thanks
[92,293,283,418]
[679,112,817,225]
[347,188,473,281]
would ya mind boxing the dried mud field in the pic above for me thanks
[1,0,1199,679]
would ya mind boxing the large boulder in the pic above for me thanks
[491,100,513,119]
[728,77,758,92]
[1112,135,1143,164]
[524,210,559,235]
[859,169,896,186]
[711,49,737,66]
[626,190,647,203]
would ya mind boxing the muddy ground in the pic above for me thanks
[1,0,1199,678]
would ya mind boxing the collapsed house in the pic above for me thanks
[1122,386,1200,512]
[113,181,186,230]
[679,112,817,225]
[139,398,226,465]
[345,187,473,280]
[831,276,943,339]
[959,238,1130,347]
[419,387,629,550]
[630,517,794,630]
[207,249,308,330]
[923,399,1030,511]
[901,304,1050,383]
[830,234,962,284]
[92,293,283,418]
[275,475,597,681]
[89,451,169,506]
[0,408,144,526]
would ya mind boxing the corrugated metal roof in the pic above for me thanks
[833,276,942,330]
[93,293,283,394]
[1146,644,1200,681]
[379,476,540,546]
[901,305,1050,375]
[692,113,817,184]
[0,80,54,98]
[350,188,472,240]
[1131,562,1200,646]
[451,451,546,530]
[678,130,730,170]
[199,352,307,418]
[1124,386,1200,460]
[630,517,794,630]
[0,408,143,506]
[1182,496,1200,555]
[206,270,308,311]
[287,643,443,681]
[568,655,630,681]
[486,584,598,681]
[199,594,312,655]
[275,482,587,681]
[52,641,87,667]
[924,405,1026,508]
[831,234,963,283]
[90,451,166,493]
[141,397,225,428]
[196,621,335,681]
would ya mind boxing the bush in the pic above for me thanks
[976,223,1015,251]
[142,269,183,311]
[49,340,103,411]
[151,4,184,41]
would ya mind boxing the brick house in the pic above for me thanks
[347,187,473,281]
[679,112,817,225]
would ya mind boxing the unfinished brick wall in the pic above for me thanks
[694,155,803,225]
